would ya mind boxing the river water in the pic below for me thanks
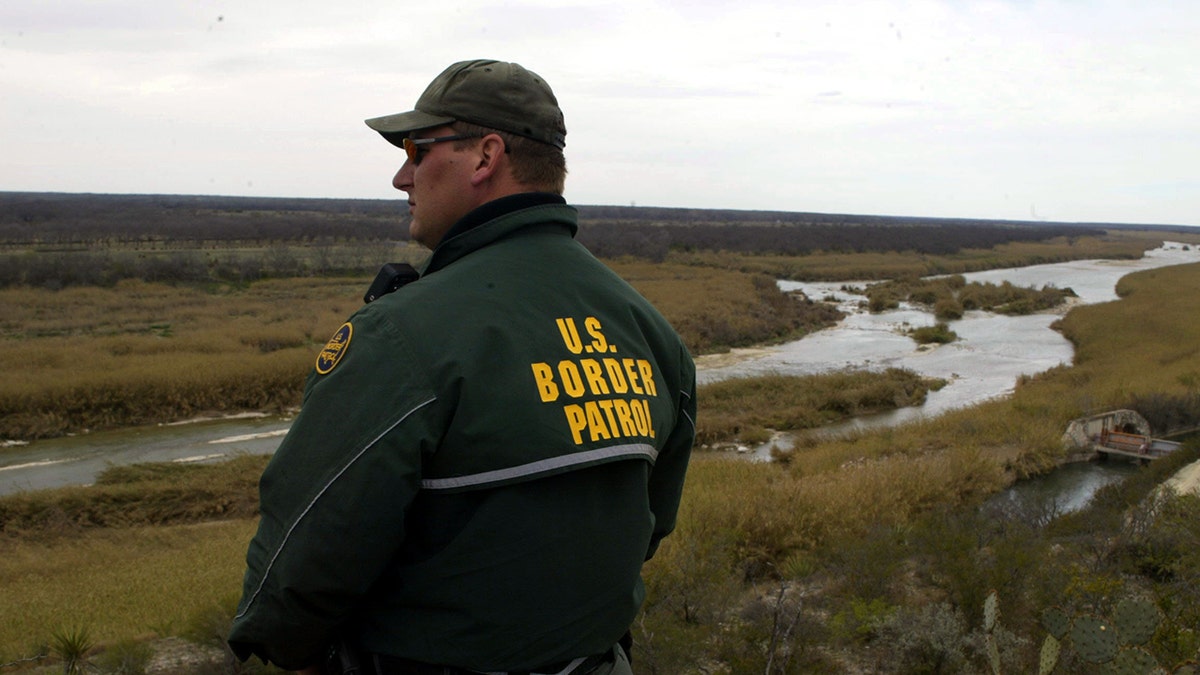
[2,243,1199,498]
[698,242,1200,418]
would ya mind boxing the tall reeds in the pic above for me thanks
[696,369,941,447]
[0,278,362,439]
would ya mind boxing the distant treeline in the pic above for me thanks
[0,192,403,245]
[0,244,399,289]
[576,221,1102,261]
[578,205,1191,261]
[2,191,1186,264]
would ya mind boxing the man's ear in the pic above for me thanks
[469,134,507,187]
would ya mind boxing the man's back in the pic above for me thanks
[230,197,695,671]
[230,59,694,675]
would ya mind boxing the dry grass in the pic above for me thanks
[0,519,256,660]
[0,455,268,536]
[0,278,364,439]
[696,369,942,447]
[609,260,841,353]
[0,456,270,661]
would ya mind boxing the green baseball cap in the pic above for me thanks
[365,59,567,150]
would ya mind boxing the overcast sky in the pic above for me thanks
[2,1,1197,226]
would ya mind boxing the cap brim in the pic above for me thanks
[364,109,456,148]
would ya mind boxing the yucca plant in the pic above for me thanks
[50,626,92,675]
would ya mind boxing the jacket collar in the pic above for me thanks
[422,193,577,275]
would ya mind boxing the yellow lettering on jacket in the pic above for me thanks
[558,361,585,398]
[585,317,612,354]
[604,358,628,394]
[622,359,643,395]
[534,316,663,446]
[581,359,609,395]
[531,363,559,402]
[562,398,654,445]
[556,318,583,355]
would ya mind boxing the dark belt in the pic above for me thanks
[371,649,610,675]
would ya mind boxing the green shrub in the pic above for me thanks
[934,297,964,320]
[92,639,153,675]
[870,602,973,674]
[908,322,958,345]
[830,597,897,643]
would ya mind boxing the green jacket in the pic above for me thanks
[229,195,696,671]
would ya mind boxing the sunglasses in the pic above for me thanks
[402,134,481,165]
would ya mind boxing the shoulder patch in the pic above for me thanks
[316,322,353,375]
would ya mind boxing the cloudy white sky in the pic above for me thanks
[2,1,1197,226]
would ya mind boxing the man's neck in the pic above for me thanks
[436,193,566,245]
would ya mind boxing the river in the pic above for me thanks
[698,242,1200,417]
[2,242,1199,497]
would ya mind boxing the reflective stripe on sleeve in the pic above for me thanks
[421,443,658,491]
[234,396,438,620]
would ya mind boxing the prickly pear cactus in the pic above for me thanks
[1041,606,1071,641]
[1113,598,1161,647]
[1039,635,1061,675]
[1024,597,1171,674]
[1072,614,1120,664]
[1105,647,1158,675]
[985,590,1000,632]
[984,590,1002,675]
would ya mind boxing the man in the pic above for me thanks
[228,59,696,675]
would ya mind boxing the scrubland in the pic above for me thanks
[638,262,1200,673]
[3,223,1200,672]
[0,279,361,440]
